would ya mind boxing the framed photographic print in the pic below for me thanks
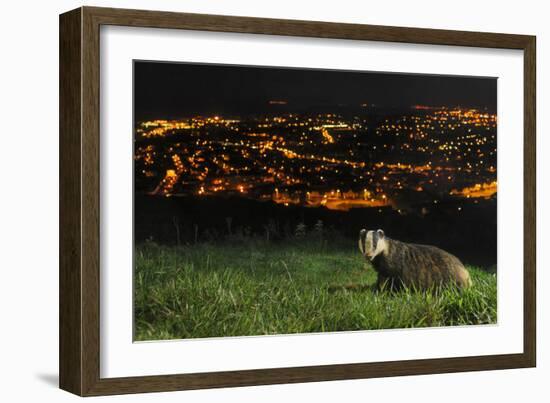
[59,6,536,396]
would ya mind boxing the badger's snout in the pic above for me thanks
[358,229,367,255]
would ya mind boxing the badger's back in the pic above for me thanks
[373,239,471,289]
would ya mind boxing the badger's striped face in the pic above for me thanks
[358,229,386,260]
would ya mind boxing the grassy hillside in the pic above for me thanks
[134,240,497,341]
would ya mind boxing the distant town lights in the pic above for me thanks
[136,107,496,207]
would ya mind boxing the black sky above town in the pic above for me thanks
[134,60,497,121]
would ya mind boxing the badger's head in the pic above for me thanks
[358,229,387,260]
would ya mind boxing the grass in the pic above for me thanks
[134,240,497,341]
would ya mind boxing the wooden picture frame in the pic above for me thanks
[59,6,536,396]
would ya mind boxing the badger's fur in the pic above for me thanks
[359,229,472,290]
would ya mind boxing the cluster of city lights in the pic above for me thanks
[135,107,497,211]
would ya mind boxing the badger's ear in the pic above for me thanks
[377,229,385,238]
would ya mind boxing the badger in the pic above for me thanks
[358,229,472,291]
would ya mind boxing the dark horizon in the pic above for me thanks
[134,61,497,121]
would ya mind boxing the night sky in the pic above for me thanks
[134,60,497,121]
